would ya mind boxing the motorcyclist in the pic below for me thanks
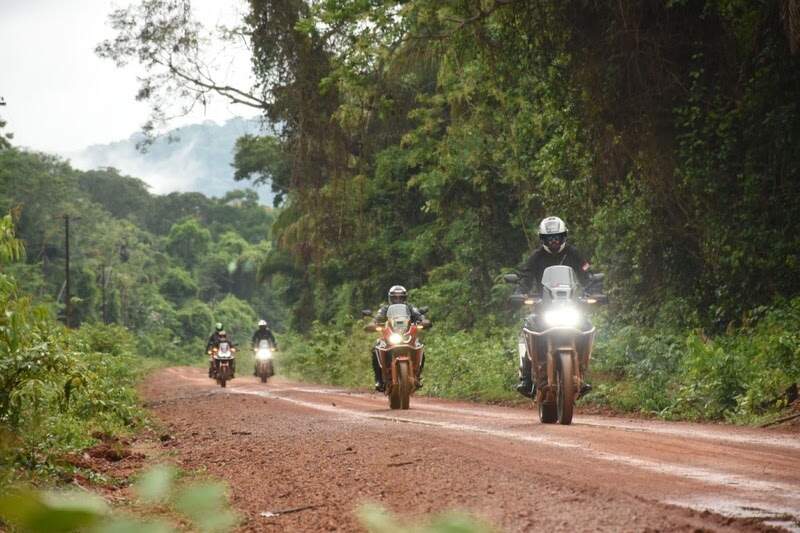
[206,322,225,353]
[207,329,236,377]
[515,216,593,397]
[252,319,277,376]
[206,323,224,377]
[370,285,427,392]
[251,319,277,348]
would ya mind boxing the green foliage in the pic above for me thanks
[278,322,373,388]
[590,298,800,421]
[165,219,211,269]
[0,464,238,533]
[212,295,257,345]
[159,267,198,305]
[176,300,214,343]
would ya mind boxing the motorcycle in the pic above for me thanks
[505,266,607,424]
[363,305,431,410]
[209,341,236,388]
[254,339,275,383]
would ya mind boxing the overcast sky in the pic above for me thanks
[0,0,254,155]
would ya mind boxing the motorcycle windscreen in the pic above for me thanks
[541,265,578,301]
[386,304,411,333]
[258,340,270,349]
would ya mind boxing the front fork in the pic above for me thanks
[380,349,423,388]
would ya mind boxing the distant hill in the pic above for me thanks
[68,117,274,204]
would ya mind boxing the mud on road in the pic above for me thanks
[140,367,800,532]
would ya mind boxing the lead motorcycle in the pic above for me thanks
[254,339,275,383]
[363,305,431,410]
[209,341,236,388]
[505,266,607,424]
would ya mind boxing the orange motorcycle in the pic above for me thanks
[364,305,430,410]
[208,341,236,388]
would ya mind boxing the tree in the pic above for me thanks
[159,267,198,305]
[165,219,211,269]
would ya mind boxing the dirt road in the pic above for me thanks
[140,367,800,532]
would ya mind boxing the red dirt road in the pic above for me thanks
[141,367,800,532]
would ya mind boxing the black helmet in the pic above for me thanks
[388,285,408,305]
[538,216,568,255]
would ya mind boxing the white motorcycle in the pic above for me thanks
[254,340,275,383]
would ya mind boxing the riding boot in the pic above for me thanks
[579,362,592,396]
[371,350,384,391]
[516,356,533,398]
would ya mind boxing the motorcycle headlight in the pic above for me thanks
[388,333,403,345]
[256,349,272,360]
[544,307,581,328]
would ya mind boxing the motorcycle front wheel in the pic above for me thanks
[556,351,575,425]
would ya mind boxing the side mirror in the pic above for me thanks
[509,293,526,304]
[420,319,432,329]
[361,309,373,317]
[503,273,520,284]
[418,306,429,315]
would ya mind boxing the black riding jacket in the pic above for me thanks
[206,331,223,352]
[251,327,277,348]
[206,333,235,352]
[519,244,591,294]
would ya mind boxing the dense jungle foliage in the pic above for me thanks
[93,0,800,421]
[0,147,281,483]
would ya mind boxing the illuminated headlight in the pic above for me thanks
[388,333,403,345]
[255,349,272,360]
[544,307,581,328]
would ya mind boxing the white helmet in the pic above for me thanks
[388,285,408,304]
[538,216,568,254]
[258,319,268,327]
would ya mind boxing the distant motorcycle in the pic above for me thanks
[254,340,275,383]
[505,266,607,424]
[209,341,236,388]
[364,305,430,410]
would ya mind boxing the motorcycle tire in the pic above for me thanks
[389,365,403,410]
[260,372,267,383]
[398,360,411,410]
[556,351,575,425]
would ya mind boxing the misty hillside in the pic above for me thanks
[69,117,273,203]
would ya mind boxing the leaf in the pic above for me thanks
[0,488,109,533]
[173,483,237,532]
[134,464,176,504]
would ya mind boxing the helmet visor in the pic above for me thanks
[542,234,566,251]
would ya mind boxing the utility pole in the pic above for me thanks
[64,214,73,328]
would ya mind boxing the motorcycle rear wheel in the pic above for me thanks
[556,351,575,425]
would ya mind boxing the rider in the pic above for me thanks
[206,322,225,352]
[251,319,277,348]
[251,319,277,376]
[206,323,224,377]
[370,285,427,392]
[207,329,236,377]
[516,216,593,397]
